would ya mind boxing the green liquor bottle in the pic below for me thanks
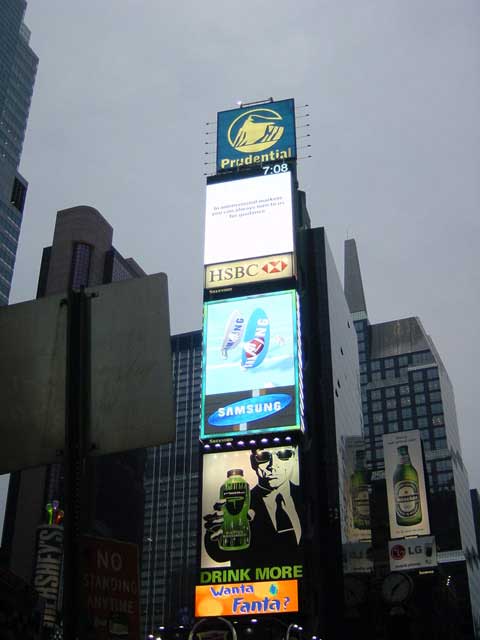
[351,449,371,530]
[393,445,422,526]
[219,469,250,551]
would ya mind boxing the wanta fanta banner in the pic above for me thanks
[195,579,298,617]
[216,99,296,172]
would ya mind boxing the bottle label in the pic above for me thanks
[395,480,420,518]
[223,485,247,515]
[352,486,370,519]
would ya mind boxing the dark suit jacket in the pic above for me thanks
[204,481,303,568]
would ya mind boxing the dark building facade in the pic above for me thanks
[344,238,480,638]
[0,0,38,305]
[3,206,147,628]
[141,331,202,634]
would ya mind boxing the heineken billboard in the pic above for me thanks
[383,430,430,539]
[216,99,296,172]
[201,290,302,441]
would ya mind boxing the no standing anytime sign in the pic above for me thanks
[80,536,140,640]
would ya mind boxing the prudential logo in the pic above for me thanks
[208,394,292,427]
[227,108,285,153]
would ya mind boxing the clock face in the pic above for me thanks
[344,576,368,607]
[381,573,413,604]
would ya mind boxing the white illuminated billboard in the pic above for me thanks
[204,171,294,266]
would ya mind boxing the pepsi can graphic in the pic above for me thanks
[220,309,245,359]
[241,308,270,370]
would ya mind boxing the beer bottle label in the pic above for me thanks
[395,480,420,518]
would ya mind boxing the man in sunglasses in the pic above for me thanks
[203,445,302,566]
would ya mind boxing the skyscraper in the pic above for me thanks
[344,238,480,638]
[0,0,38,305]
[141,331,202,633]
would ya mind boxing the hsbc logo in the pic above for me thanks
[205,254,293,289]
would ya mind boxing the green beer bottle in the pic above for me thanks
[351,449,371,530]
[393,445,422,526]
[219,469,251,551]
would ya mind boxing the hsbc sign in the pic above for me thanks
[204,253,293,289]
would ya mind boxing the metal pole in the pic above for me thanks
[63,288,90,640]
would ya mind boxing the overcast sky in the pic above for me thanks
[4,1,480,501]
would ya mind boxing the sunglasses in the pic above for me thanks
[254,449,295,464]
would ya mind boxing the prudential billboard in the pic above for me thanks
[201,290,301,441]
[216,99,296,172]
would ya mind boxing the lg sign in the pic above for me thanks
[205,254,293,289]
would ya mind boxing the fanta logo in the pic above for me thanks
[208,394,292,427]
[228,108,284,154]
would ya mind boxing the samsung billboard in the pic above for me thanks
[216,99,296,172]
[204,170,294,267]
[201,290,301,441]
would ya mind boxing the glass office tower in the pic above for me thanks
[344,238,480,638]
[141,331,202,634]
[0,0,38,304]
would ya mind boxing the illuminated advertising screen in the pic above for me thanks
[201,290,301,440]
[383,430,430,539]
[204,253,294,290]
[199,447,303,575]
[195,579,298,617]
[216,98,296,172]
[204,170,294,266]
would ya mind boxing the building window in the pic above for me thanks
[370,390,381,400]
[388,422,399,433]
[373,413,383,423]
[384,358,394,369]
[427,368,439,379]
[412,371,423,382]
[371,360,380,371]
[371,401,382,412]
[414,393,426,405]
[374,424,384,435]
[372,371,382,381]
[399,385,410,396]
[429,391,442,402]
[399,367,408,376]
[416,406,427,417]
[400,397,411,407]
[402,419,413,430]
[70,242,92,289]
[432,415,444,426]
[414,382,425,393]
[386,399,397,409]
[402,408,412,419]
[431,403,443,414]
[360,374,368,385]
[428,380,440,391]
[385,368,396,379]
[433,438,447,450]
[385,388,396,398]
[387,410,397,421]
[398,355,409,366]
[417,417,428,428]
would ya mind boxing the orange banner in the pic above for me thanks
[195,579,298,617]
